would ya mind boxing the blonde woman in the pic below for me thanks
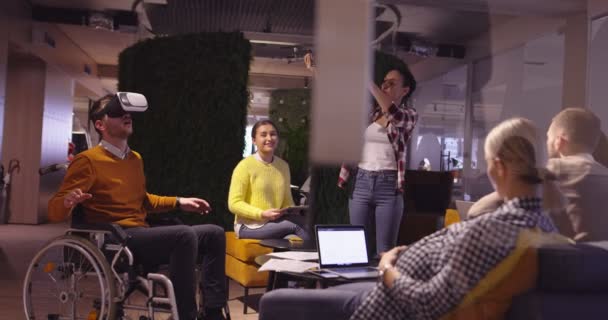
[259,117,558,320]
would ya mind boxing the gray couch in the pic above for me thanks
[507,241,608,319]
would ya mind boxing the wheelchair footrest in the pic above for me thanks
[145,273,179,320]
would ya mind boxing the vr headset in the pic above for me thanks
[90,92,148,119]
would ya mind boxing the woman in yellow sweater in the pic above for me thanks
[228,120,310,240]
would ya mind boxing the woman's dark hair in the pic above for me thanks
[251,119,279,139]
[390,64,417,106]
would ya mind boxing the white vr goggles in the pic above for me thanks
[91,92,148,119]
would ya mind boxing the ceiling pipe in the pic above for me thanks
[31,5,139,33]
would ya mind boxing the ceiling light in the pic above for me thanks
[89,12,113,31]
[249,39,299,46]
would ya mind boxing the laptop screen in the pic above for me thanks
[316,225,369,267]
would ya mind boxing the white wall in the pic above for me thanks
[588,15,608,132]
[589,0,608,19]
[0,28,6,162]
[38,66,74,223]
[467,32,564,199]
[411,66,468,171]
[0,0,106,223]
[310,0,373,164]
[2,52,47,224]
[0,0,31,162]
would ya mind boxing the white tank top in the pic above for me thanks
[358,122,397,171]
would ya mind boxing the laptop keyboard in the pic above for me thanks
[331,267,377,273]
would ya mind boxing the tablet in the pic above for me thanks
[281,205,309,215]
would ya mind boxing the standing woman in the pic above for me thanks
[339,65,418,256]
[228,120,310,240]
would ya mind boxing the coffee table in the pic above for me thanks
[259,239,316,252]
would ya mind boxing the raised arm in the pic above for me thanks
[370,82,418,129]
[369,82,395,114]
[48,155,95,222]
[304,52,316,77]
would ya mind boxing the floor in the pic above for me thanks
[0,222,262,320]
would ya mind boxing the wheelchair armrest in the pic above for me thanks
[70,205,130,245]
[71,221,131,245]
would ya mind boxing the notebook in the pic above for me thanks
[455,200,475,220]
[314,225,378,279]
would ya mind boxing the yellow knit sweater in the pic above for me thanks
[48,146,177,227]
[228,155,294,229]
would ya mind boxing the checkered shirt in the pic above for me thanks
[338,103,418,192]
[350,197,557,320]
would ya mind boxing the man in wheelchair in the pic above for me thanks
[46,93,227,320]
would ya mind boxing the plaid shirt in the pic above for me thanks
[350,197,557,320]
[338,103,418,192]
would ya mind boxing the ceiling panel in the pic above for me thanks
[27,0,587,84]
[31,0,136,11]
[57,24,142,65]
[145,0,315,36]
[378,5,515,43]
[380,0,585,17]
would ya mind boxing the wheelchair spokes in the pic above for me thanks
[23,236,116,320]
[24,229,184,320]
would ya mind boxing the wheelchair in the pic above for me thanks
[23,206,228,320]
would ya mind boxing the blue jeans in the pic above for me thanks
[349,169,403,255]
[239,215,311,240]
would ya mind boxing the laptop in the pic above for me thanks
[455,200,475,220]
[314,225,379,279]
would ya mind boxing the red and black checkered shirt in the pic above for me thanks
[338,102,418,192]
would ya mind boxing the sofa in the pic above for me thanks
[225,231,272,314]
[507,241,608,319]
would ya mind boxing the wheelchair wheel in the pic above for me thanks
[23,235,117,320]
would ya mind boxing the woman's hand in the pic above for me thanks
[369,81,394,114]
[179,197,212,214]
[304,53,316,74]
[261,209,283,221]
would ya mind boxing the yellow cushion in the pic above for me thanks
[441,229,569,320]
[225,231,273,263]
[225,253,269,287]
[444,209,460,227]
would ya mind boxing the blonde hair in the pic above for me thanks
[551,108,602,153]
[484,118,543,184]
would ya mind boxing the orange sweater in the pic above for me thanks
[48,146,177,227]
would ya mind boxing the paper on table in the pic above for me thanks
[258,258,319,273]
[266,251,319,261]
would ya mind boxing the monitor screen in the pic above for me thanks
[316,226,368,266]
